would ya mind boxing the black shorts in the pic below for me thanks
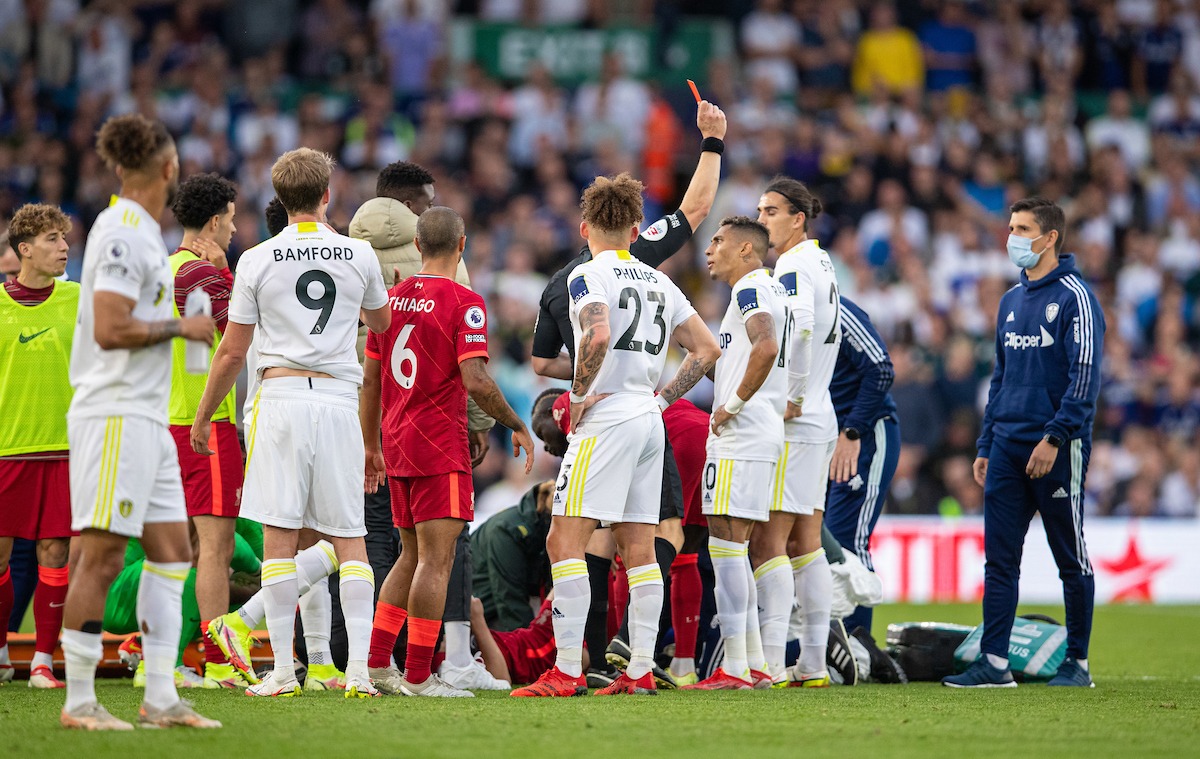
[660,419,684,522]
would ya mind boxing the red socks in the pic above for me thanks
[368,602,408,669]
[34,565,68,656]
[201,620,228,665]
[0,567,12,650]
[404,617,441,685]
[670,553,702,659]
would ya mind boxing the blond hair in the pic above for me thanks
[271,148,335,216]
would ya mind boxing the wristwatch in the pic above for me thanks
[843,427,861,442]
[1044,433,1064,448]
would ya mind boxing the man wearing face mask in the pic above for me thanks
[944,198,1104,690]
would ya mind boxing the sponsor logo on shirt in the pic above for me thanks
[465,305,486,329]
[1006,311,1015,322]
[465,333,486,343]
[641,219,668,240]
[1004,326,1055,349]
[848,474,864,491]
[778,271,797,296]
[736,288,759,315]
[18,328,51,344]
[568,275,589,304]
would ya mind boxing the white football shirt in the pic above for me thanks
[567,249,697,430]
[707,268,787,462]
[775,239,841,443]
[69,197,175,425]
[229,222,387,385]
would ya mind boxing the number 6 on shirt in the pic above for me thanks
[392,323,417,389]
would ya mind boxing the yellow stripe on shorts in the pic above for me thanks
[772,443,790,511]
[94,417,122,530]
[565,437,596,517]
[714,460,733,516]
[244,388,262,473]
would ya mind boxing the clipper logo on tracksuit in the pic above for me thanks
[1004,326,1056,349]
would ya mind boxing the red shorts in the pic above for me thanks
[0,458,72,539]
[170,420,244,518]
[389,471,474,528]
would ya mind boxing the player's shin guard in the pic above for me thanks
[550,559,590,679]
[261,559,300,680]
[753,555,793,676]
[710,538,749,679]
[138,561,189,709]
[792,548,832,676]
[669,553,701,675]
[300,577,333,666]
[34,566,68,667]
[61,627,103,711]
[338,561,375,668]
[625,564,664,681]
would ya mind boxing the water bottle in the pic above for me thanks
[185,289,212,375]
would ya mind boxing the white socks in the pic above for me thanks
[32,651,53,670]
[138,560,188,709]
[792,548,832,676]
[669,657,694,678]
[986,653,1010,669]
[625,563,664,681]
[261,558,299,680]
[754,554,792,677]
[710,537,749,679]
[62,628,103,712]
[301,577,333,665]
[549,559,589,679]
[240,540,338,630]
[444,621,473,669]
[743,552,766,674]
[338,561,375,668]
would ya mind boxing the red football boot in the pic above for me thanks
[750,669,773,690]
[679,667,753,690]
[509,667,588,697]
[594,671,656,696]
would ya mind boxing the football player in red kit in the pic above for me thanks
[361,206,534,697]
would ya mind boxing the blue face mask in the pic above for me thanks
[1007,233,1045,269]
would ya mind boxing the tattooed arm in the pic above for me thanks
[712,311,778,435]
[659,314,721,406]
[461,357,534,474]
[571,302,611,399]
[93,291,216,350]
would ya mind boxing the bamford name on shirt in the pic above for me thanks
[272,246,355,261]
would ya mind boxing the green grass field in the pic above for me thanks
[3,604,1198,758]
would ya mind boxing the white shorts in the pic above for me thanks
[552,413,664,525]
[242,377,366,537]
[702,458,776,522]
[772,440,837,515]
[68,415,186,538]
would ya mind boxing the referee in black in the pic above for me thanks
[531,98,726,687]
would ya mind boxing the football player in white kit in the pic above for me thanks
[192,148,391,698]
[682,216,787,691]
[510,174,719,698]
[757,177,840,687]
[61,114,220,730]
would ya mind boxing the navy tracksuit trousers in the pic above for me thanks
[981,435,1094,660]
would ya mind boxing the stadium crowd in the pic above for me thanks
[1,0,1199,532]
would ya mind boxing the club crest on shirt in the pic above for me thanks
[736,288,759,315]
[119,499,133,518]
[465,305,486,329]
[1045,302,1060,323]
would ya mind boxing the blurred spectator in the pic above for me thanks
[378,0,442,99]
[0,0,75,88]
[919,0,976,93]
[1087,89,1152,170]
[574,53,650,155]
[740,0,802,96]
[858,179,930,266]
[852,2,924,96]
[1134,0,1184,96]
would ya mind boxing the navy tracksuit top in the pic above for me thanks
[976,254,1105,458]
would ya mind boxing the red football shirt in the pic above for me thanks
[491,598,556,685]
[365,274,489,478]
[663,399,709,518]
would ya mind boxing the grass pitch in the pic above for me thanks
[3,604,1198,758]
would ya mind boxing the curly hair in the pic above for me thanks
[171,173,238,230]
[271,148,334,215]
[95,114,174,171]
[377,161,435,202]
[8,203,72,250]
[763,176,823,232]
[580,173,644,235]
[264,196,289,237]
[719,215,770,258]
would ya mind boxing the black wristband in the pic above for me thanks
[1044,433,1064,448]
[843,427,861,442]
[701,136,724,155]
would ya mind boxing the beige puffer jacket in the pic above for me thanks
[350,196,492,431]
